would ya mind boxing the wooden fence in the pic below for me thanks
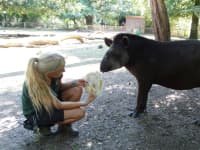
[0,21,199,38]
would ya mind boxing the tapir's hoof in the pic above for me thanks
[128,112,140,118]
[128,112,134,117]
[128,110,147,118]
[192,119,200,126]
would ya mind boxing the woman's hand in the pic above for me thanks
[74,79,88,87]
[84,90,97,105]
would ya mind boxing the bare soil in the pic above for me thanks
[1,68,200,150]
[0,30,200,150]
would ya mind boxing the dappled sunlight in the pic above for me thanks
[153,91,186,107]
[66,56,81,65]
[0,106,18,116]
[0,86,22,137]
[111,67,128,73]
[0,31,111,77]
[0,86,22,94]
[63,63,100,80]
[0,100,15,106]
[1,29,200,149]
[102,68,137,98]
[0,2,199,144]
[105,84,133,91]
[154,103,160,108]
[0,71,24,92]
[163,94,182,107]
[165,92,185,102]
[0,101,19,119]
[102,68,136,97]
[0,116,19,134]
[0,47,38,74]
[86,141,93,148]
[126,91,135,96]
[151,88,200,114]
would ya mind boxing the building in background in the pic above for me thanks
[125,16,145,34]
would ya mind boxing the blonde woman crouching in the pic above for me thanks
[21,53,96,136]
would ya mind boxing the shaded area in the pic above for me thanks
[0,71,24,78]
[0,33,35,39]
[1,68,200,150]
[0,31,200,149]
[0,43,106,78]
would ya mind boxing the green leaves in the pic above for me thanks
[166,0,199,17]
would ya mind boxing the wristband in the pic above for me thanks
[71,81,77,87]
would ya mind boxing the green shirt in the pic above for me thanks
[21,78,61,118]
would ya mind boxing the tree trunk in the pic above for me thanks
[150,0,170,41]
[85,15,93,25]
[189,0,200,39]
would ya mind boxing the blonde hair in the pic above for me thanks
[25,53,65,116]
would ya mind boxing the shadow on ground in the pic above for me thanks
[1,68,200,150]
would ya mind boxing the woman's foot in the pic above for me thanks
[39,127,53,136]
[58,124,79,137]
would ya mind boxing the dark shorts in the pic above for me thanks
[36,108,64,127]
[30,88,64,127]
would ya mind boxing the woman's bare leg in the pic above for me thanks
[58,85,84,136]
[58,108,86,125]
[58,86,84,124]
[61,86,83,102]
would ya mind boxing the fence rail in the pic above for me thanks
[0,21,200,38]
[0,21,148,33]
[0,21,126,30]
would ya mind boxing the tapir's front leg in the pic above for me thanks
[129,81,152,118]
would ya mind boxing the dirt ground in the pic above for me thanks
[0,30,200,150]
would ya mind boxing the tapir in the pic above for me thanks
[100,33,200,117]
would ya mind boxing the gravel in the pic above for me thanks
[0,31,200,150]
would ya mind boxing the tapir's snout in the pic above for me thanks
[100,49,124,72]
[100,57,113,72]
[100,61,110,72]
[100,64,104,72]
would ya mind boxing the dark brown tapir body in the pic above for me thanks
[100,33,200,117]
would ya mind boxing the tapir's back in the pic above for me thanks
[101,33,200,117]
[142,40,200,89]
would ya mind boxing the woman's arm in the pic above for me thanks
[55,91,96,110]
[56,100,86,110]
[60,79,88,91]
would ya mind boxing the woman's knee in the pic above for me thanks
[61,86,83,101]
[74,86,83,100]
[78,108,86,119]
[70,86,83,101]
[63,108,86,120]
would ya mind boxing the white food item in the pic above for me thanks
[85,72,103,96]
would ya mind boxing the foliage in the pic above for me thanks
[0,0,141,27]
[166,0,193,17]
[166,0,200,38]
[0,0,199,32]
[0,0,61,24]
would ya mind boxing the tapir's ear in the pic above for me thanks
[122,36,129,48]
[104,38,113,47]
